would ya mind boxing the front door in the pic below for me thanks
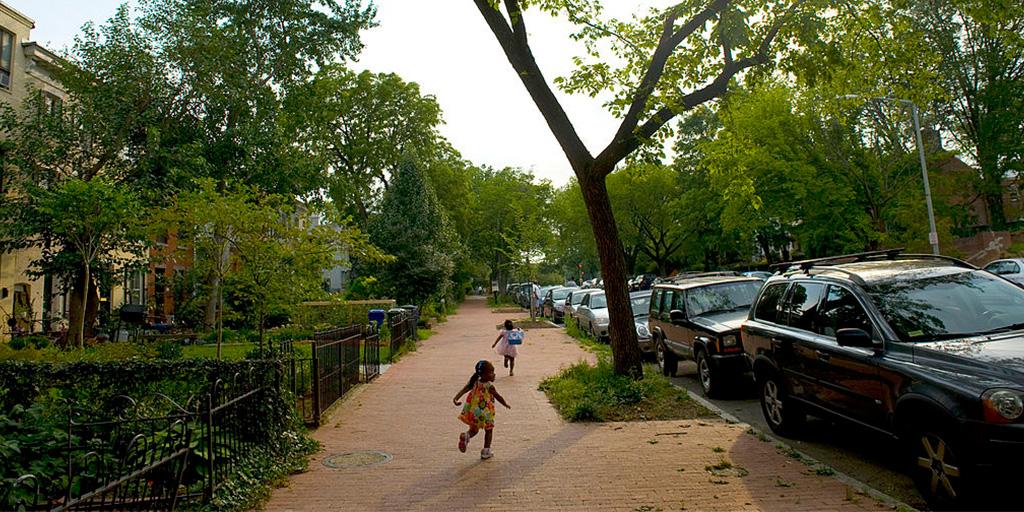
[807,285,887,428]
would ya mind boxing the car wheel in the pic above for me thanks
[696,350,722,398]
[909,424,968,509]
[657,339,678,377]
[759,371,804,437]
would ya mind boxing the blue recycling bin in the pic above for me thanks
[368,309,386,329]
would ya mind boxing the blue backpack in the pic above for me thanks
[507,329,524,345]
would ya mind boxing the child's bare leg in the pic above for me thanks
[484,429,493,449]
[467,425,479,439]
[503,355,508,368]
[509,357,515,376]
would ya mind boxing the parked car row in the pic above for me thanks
[542,251,1024,508]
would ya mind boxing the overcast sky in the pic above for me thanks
[14,0,671,187]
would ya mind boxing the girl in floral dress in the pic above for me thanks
[492,319,522,376]
[453,360,510,459]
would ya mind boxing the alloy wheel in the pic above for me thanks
[698,355,712,393]
[763,379,784,426]
[916,432,962,501]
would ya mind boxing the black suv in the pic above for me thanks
[742,250,1024,507]
[649,272,763,397]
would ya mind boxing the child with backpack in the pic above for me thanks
[453,360,510,459]
[492,319,522,376]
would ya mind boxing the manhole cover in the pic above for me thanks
[323,451,393,469]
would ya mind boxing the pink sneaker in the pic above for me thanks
[458,432,468,453]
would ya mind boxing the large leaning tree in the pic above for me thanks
[472,0,821,377]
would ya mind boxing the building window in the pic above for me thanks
[124,270,145,305]
[0,29,13,90]
[42,92,62,116]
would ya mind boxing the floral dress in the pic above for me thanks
[494,329,520,357]
[458,381,496,430]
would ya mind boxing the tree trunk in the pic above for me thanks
[84,278,100,339]
[986,191,1007,230]
[979,147,1007,229]
[204,271,220,329]
[579,171,643,378]
[216,283,223,360]
[756,233,774,264]
[77,263,91,349]
[68,270,85,349]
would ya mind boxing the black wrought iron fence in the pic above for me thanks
[312,325,361,423]
[1,371,272,512]
[387,313,417,364]
[363,324,380,382]
[281,323,390,427]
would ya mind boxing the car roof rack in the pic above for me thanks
[770,249,977,284]
[663,271,741,284]
[770,249,905,272]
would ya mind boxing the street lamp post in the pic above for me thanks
[841,95,941,255]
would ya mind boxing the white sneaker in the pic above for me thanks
[480,448,493,459]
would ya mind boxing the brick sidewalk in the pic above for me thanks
[265,297,890,511]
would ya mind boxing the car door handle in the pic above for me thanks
[815,350,831,362]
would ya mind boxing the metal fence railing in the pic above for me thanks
[281,322,397,427]
[363,325,380,382]
[388,314,416,364]
[2,372,272,512]
[2,317,416,511]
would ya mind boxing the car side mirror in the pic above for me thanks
[836,328,875,348]
[669,309,686,324]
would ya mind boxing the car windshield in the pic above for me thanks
[686,281,762,317]
[868,270,1024,342]
[571,292,589,305]
[553,289,572,300]
[589,294,607,309]
[630,295,650,316]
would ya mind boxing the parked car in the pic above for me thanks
[649,272,763,397]
[543,286,577,322]
[536,285,558,313]
[983,258,1024,287]
[516,283,536,309]
[577,291,609,340]
[630,273,658,291]
[630,290,654,354]
[742,249,1024,508]
[566,288,600,324]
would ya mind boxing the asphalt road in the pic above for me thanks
[667,361,929,511]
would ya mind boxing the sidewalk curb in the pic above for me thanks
[678,385,918,512]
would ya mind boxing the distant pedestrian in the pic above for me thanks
[453,360,510,459]
[492,319,522,376]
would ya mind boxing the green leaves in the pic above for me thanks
[370,159,458,305]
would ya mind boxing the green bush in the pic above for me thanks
[0,342,156,363]
[7,337,27,350]
[155,341,183,360]
[487,295,518,307]
[267,325,314,343]
[538,360,712,422]
[0,359,311,511]
[293,300,394,329]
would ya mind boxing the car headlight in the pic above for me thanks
[636,324,650,337]
[982,389,1024,422]
[721,334,739,348]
